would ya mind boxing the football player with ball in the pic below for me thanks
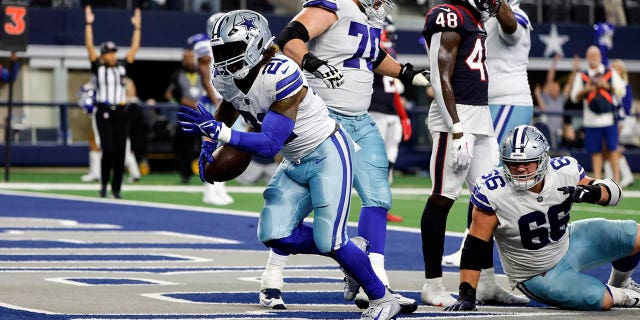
[177,10,401,319]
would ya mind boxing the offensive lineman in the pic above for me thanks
[446,125,640,311]
[259,0,427,312]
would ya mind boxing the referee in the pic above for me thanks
[84,5,141,198]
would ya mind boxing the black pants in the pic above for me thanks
[173,127,200,183]
[96,104,129,194]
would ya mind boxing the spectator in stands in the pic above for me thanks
[570,45,626,181]
[605,0,627,26]
[534,54,579,147]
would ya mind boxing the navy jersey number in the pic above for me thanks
[518,201,571,250]
[550,157,571,170]
[481,169,506,191]
[344,21,381,71]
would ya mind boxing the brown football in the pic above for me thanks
[203,145,252,182]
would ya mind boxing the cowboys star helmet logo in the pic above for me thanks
[235,15,257,32]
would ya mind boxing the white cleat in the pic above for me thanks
[81,173,99,183]
[612,278,640,294]
[476,280,530,305]
[441,249,462,267]
[354,288,418,314]
[619,288,640,308]
[361,291,401,320]
[259,288,286,310]
[421,277,456,307]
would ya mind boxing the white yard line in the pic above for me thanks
[2,182,639,198]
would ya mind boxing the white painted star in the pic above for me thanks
[538,24,570,57]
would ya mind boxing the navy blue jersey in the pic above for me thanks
[369,73,397,115]
[423,3,488,105]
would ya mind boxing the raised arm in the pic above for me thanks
[545,54,560,88]
[534,83,546,111]
[126,8,141,64]
[562,55,580,98]
[495,1,517,35]
[84,5,97,62]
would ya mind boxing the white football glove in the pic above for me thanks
[399,63,431,87]
[451,135,472,173]
[313,63,344,89]
[302,52,344,89]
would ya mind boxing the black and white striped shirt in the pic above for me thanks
[91,59,128,106]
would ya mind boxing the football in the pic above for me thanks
[203,145,252,183]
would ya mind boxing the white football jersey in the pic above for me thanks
[471,156,586,285]
[485,6,533,106]
[213,54,336,161]
[303,0,383,116]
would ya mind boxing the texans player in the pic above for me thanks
[445,125,640,311]
[259,0,429,312]
[420,0,527,307]
[177,10,401,319]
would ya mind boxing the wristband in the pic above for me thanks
[451,122,463,134]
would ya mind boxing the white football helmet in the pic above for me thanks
[359,0,395,21]
[206,12,226,37]
[500,125,550,191]
[210,10,275,80]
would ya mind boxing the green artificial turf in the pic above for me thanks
[3,168,639,232]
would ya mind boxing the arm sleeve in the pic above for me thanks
[227,111,295,159]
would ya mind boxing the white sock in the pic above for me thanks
[125,144,140,179]
[608,268,633,287]
[369,253,390,287]
[261,250,289,290]
[608,284,626,306]
[89,150,101,178]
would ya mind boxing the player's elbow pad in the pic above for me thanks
[460,235,493,271]
[277,21,309,49]
[593,178,623,206]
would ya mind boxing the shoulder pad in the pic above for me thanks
[265,57,304,101]
[303,0,338,11]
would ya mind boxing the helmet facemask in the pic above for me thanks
[500,125,550,191]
